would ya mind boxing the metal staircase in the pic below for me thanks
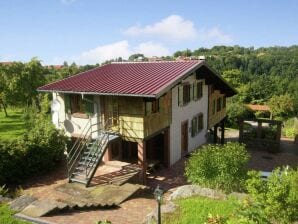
[66,118,119,187]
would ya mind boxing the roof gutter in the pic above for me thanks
[37,89,156,98]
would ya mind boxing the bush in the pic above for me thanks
[0,204,30,224]
[0,118,67,185]
[185,142,250,193]
[246,167,298,224]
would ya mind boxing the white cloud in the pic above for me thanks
[124,15,198,41]
[198,27,233,44]
[72,40,170,64]
[124,14,233,45]
[74,40,132,64]
[134,42,170,57]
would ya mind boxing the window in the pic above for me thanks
[212,99,216,115]
[183,84,191,104]
[191,116,198,137]
[145,99,159,115]
[217,97,222,112]
[64,94,94,115]
[178,83,191,106]
[194,81,203,100]
[191,113,204,137]
[223,96,226,108]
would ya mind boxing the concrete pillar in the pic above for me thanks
[138,141,147,184]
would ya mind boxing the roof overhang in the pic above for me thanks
[38,89,156,98]
[155,61,237,98]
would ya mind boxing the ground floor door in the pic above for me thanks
[181,121,188,154]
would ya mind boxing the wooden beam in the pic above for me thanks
[138,141,147,184]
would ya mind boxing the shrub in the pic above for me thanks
[246,167,298,224]
[0,118,67,185]
[0,204,30,224]
[185,142,250,193]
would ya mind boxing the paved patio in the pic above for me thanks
[23,162,156,224]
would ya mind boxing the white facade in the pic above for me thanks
[52,93,100,139]
[169,74,208,165]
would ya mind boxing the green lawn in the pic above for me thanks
[163,196,238,224]
[0,108,26,141]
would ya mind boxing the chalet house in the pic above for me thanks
[38,60,236,186]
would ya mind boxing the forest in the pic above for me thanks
[0,45,297,126]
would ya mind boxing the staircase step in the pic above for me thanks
[70,177,88,185]
[78,161,94,166]
[75,166,87,172]
[72,171,86,177]
[81,156,98,162]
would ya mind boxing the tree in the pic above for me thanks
[268,94,295,118]
[128,53,146,61]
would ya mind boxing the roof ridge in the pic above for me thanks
[111,60,199,64]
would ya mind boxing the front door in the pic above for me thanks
[181,121,188,154]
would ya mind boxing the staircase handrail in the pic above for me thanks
[82,117,114,176]
[85,133,109,177]
[67,119,100,177]
[68,119,91,157]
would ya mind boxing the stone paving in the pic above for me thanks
[22,162,156,224]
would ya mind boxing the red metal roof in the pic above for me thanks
[38,61,202,97]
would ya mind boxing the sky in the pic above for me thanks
[0,0,297,65]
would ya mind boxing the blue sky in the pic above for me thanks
[0,0,297,65]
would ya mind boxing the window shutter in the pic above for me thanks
[198,114,203,130]
[84,95,94,115]
[193,81,198,100]
[191,117,196,137]
[178,85,183,106]
[64,94,71,114]
[190,83,193,101]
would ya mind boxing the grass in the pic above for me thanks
[0,204,30,224]
[162,196,238,224]
[0,108,26,141]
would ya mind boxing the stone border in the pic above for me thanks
[143,185,247,224]
[14,213,57,224]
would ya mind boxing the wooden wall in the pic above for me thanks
[102,96,145,142]
[144,92,172,138]
[208,88,226,129]
[102,93,172,142]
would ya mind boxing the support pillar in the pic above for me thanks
[220,120,225,145]
[138,141,147,185]
[103,144,112,162]
[213,124,218,144]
